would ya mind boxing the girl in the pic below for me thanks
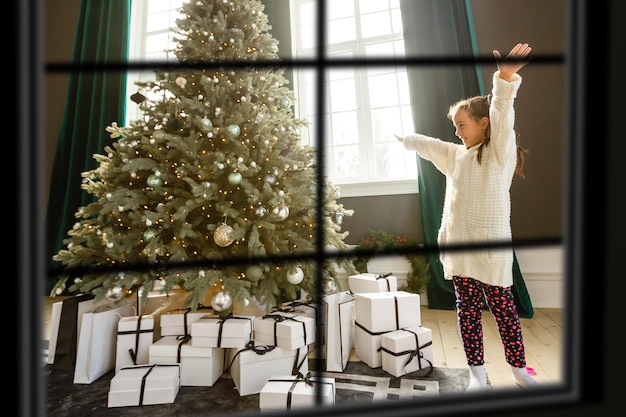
[396,43,537,392]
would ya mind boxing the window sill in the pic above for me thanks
[334,180,418,198]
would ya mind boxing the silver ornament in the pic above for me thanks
[201,117,213,131]
[213,224,235,247]
[322,278,337,294]
[286,266,304,284]
[273,205,289,221]
[333,212,345,225]
[143,229,157,242]
[228,172,242,185]
[246,265,263,281]
[105,285,126,301]
[255,205,268,218]
[211,290,233,312]
[147,174,163,188]
[263,174,276,185]
[225,124,241,137]
[175,76,187,88]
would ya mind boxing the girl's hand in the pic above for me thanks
[395,134,405,142]
[493,43,532,81]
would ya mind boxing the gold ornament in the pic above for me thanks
[213,223,235,247]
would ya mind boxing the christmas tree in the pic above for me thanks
[50,0,356,313]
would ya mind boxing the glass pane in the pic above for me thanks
[145,32,171,55]
[328,1,355,19]
[391,8,403,33]
[365,41,396,58]
[333,145,361,178]
[359,0,389,13]
[146,11,173,32]
[328,17,356,44]
[329,79,357,112]
[299,23,317,51]
[331,111,359,146]
[298,0,317,25]
[328,66,354,82]
[368,73,399,107]
[361,11,392,38]
[375,142,413,178]
[370,107,402,143]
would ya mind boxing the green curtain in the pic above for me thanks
[45,0,131,294]
[399,0,533,318]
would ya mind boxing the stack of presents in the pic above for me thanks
[46,272,433,411]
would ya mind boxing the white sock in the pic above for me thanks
[511,365,538,387]
[466,365,488,392]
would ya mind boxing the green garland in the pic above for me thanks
[354,229,431,295]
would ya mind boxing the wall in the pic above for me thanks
[43,0,566,308]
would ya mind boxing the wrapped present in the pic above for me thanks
[271,299,320,321]
[353,323,394,368]
[348,273,398,294]
[321,291,355,372]
[107,364,180,407]
[190,314,254,349]
[259,373,335,411]
[380,326,433,377]
[254,312,316,350]
[160,305,213,337]
[354,291,421,334]
[115,315,154,373]
[148,335,224,386]
[136,286,189,341]
[226,342,309,396]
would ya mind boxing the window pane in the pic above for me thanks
[328,79,357,112]
[328,1,355,19]
[333,145,361,179]
[145,32,172,55]
[146,11,174,32]
[328,17,356,44]
[330,111,359,146]
[370,107,402,143]
[368,73,399,107]
[359,0,389,14]
[361,11,392,38]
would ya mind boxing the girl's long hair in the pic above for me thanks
[448,94,528,178]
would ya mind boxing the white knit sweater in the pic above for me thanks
[402,71,521,287]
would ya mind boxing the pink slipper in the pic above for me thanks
[526,366,536,376]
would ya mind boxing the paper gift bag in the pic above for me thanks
[73,302,135,384]
[52,294,109,370]
[46,300,63,364]
[321,291,354,372]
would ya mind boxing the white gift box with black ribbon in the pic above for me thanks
[190,314,254,349]
[354,291,421,334]
[253,312,316,350]
[380,326,433,377]
[159,306,214,337]
[107,363,181,407]
[148,335,224,386]
[348,273,398,294]
[225,342,309,396]
[115,315,154,373]
[272,299,320,321]
[259,373,335,411]
[353,324,394,368]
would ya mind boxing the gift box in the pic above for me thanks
[353,323,394,368]
[115,315,154,373]
[136,286,189,341]
[190,314,254,349]
[226,343,309,396]
[271,299,320,321]
[380,326,433,377]
[254,312,316,350]
[259,374,335,411]
[348,273,398,294]
[160,306,214,337]
[107,364,180,407]
[321,291,355,372]
[354,291,421,334]
[149,335,224,386]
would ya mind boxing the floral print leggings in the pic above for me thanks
[452,276,526,368]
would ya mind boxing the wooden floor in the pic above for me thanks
[41,296,563,391]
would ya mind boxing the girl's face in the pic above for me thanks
[452,109,489,149]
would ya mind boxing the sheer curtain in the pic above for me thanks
[399,0,533,317]
[45,0,131,294]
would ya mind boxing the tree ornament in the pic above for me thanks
[175,76,187,88]
[280,97,292,108]
[255,205,268,218]
[263,174,276,185]
[246,265,263,282]
[273,204,289,220]
[143,229,157,242]
[201,117,213,131]
[105,285,126,302]
[322,277,337,294]
[286,266,304,284]
[225,123,241,138]
[130,91,146,104]
[211,290,233,312]
[333,212,345,225]
[147,174,163,188]
[213,223,235,247]
[228,172,242,185]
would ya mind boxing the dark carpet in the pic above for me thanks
[43,358,471,417]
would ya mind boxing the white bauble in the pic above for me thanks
[213,224,234,247]
[286,266,304,284]
[211,290,233,312]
